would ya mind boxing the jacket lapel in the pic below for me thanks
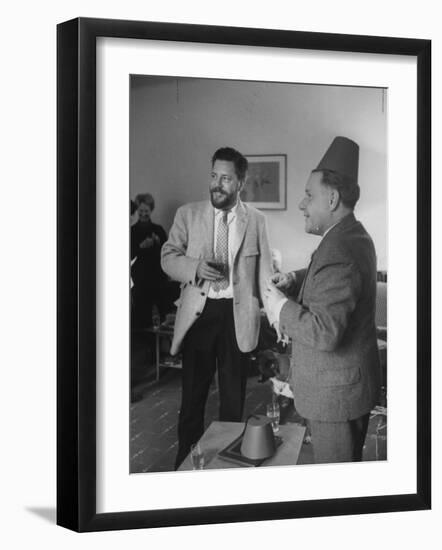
[297,213,357,302]
[298,250,317,301]
[231,201,249,262]
[200,202,215,258]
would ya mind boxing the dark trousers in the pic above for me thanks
[308,413,370,464]
[175,299,250,469]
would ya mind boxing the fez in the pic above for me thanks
[316,136,359,183]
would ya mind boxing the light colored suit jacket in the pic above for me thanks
[161,200,273,355]
[279,213,381,421]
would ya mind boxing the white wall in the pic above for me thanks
[131,76,387,270]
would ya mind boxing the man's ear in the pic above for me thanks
[329,188,340,211]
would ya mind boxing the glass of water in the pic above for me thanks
[190,442,205,470]
[266,402,280,433]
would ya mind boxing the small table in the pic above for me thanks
[178,420,306,471]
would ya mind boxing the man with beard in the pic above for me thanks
[161,147,273,468]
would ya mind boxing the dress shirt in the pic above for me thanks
[208,201,239,299]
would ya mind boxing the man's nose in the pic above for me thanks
[299,198,306,210]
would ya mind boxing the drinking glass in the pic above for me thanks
[190,442,205,470]
[266,402,280,433]
[208,258,228,278]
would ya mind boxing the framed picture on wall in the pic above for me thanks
[57,17,431,532]
[240,154,287,209]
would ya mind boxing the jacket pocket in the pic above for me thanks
[243,247,259,257]
[318,366,361,387]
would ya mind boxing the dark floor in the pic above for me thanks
[130,332,387,473]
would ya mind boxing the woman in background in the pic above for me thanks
[130,193,168,329]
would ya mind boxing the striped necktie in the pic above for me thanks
[212,210,229,291]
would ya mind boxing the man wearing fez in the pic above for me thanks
[265,137,381,464]
[161,147,273,468]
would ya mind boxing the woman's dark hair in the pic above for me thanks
[134,193,155,211]
[313,169,360,209]
[130,200,137,216]
[212,147,248,181]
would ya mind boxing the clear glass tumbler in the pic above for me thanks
[266,402,280,433]
[190,442,205,470]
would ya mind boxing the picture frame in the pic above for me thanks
[240,154,287,209]
[57,17,431,532]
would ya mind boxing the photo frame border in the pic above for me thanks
[57,17,431,532]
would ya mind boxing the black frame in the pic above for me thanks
[57,17,431,532]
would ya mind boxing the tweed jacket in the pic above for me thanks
[161,200,273,355]
[279,213,381,421]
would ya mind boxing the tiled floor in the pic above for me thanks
[130,333,386,473]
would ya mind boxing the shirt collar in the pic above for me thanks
[321,221,339,240]
[214,200,239,219]
[321,212,355,241]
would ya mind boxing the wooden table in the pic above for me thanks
[178,421,305,471]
